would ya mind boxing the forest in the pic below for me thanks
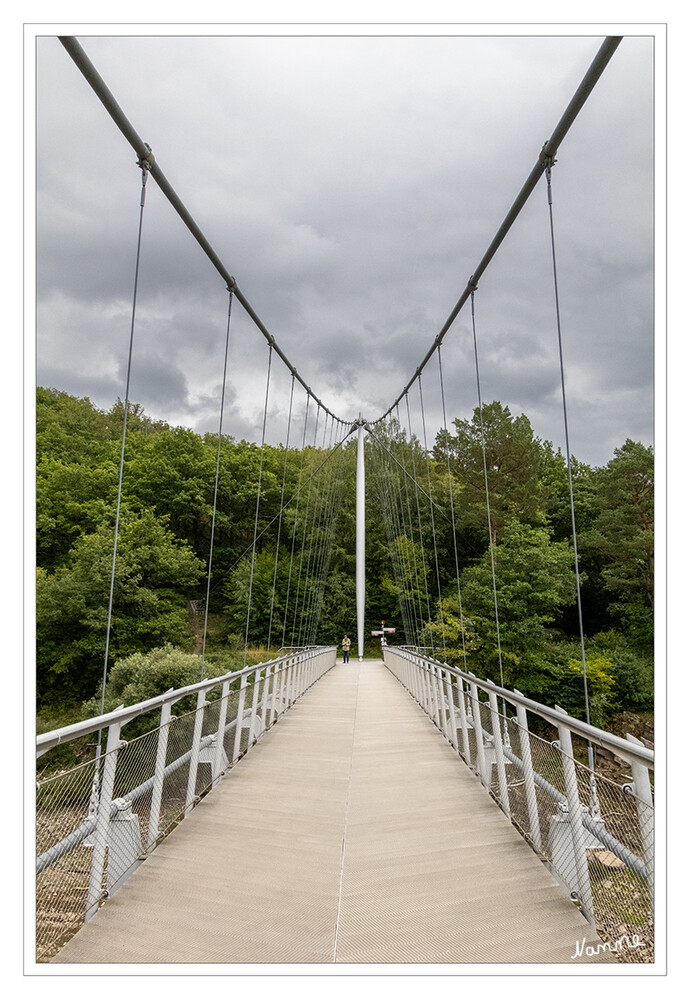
[36,386,654,734]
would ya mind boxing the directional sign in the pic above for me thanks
[372,619,396,636]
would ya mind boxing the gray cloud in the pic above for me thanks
[35,31,654,468]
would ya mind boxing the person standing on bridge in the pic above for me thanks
[341,634,351,663]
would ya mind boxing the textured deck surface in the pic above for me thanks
[53,659,611,965]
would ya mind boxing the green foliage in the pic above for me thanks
[81,643,208,717]
[584,630,654,712]
[564,655,616,728]
[583,440,654,647]
[35,388,654,731]
[436,402,548,539]
[37,510,204,704]
[455,521,576,682]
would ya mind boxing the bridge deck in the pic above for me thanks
[53,659,611,965]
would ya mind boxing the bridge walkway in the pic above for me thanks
[53,658,610,965]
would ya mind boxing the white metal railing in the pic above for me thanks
[384,646,654,964]
[35,646,336,962]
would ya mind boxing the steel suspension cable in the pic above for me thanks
[364,425,453,527]
[99,159,150,731]
[308,423,340,642]
[405,392,434,649]
[470,290,506,691]
[292,405,320,644]
[282,394,310,647]
[58,36,345,427]
[437,345,469,670]
[373,36,622,425]
[388,420,416,643]
[312,417,342,639]
[418,374,447,656]
[299,412,329,645]
[200,287,235,676]
[226,422,353,578]
[243,344,273,664]
[544,163,595,770]
[266,372,296,651]
[396,403,424,643]
[304,411,333,643]
[306,416,342,643]
[371,428,412,643]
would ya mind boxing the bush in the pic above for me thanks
[82,644,209,718]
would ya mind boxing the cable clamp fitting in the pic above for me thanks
[539,142,557,169]
[468,275,478,293]
[137,143,155,172]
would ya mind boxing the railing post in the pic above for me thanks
[488,688,510,816]
[437,667,452,743]
[410,655,421,704]
[213,680,231,786]
[442,668,458,749]
[402,654,412,694]
[286,655,296,706]
[148,697,174,852]
[270,661,281,724]
[428,662,437,722]
[455,677,471,762]
[293,656,303,701]
[423,659,434,719]
[278,657,289,714]
[555,706,595,923]
[185,689,207,815]
[468,677,488,786]
[259,664,272,735]
[626,732,654,898]
[514,691,542,851]
[232,673,248,764]
[248,666,263,745]
[85,719,123,920]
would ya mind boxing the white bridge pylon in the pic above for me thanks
[355,415,366,661]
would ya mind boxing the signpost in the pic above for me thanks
[371,619,396,650]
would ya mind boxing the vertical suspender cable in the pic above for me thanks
[438,345,469,670]
[309,417,340,643]
[243,344,273,664]
[405,392,433,648]
[299,413,326,645]
[303,416,329,643]
[544,163,595,772]
[201,287,234,677]
[282,394,310,647]
[267,373,295,651]
[99,160,150,731]
[374,428,410,643]
[293,405,320,644]
[418,374,446,656]
[470,290,506,691]
[396,403,423,643]
[390,419,415,643]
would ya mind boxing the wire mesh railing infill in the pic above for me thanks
[35,646,336,962]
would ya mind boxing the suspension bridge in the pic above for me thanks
[35,35,655,967]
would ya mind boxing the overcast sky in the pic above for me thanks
[35,29,655,467]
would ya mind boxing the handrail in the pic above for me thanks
[388,647,654,770]
[383,643,655,940]
[36,645,338,957]
[36,647,334,755]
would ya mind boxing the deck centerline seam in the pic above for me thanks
[331,659,362,963]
